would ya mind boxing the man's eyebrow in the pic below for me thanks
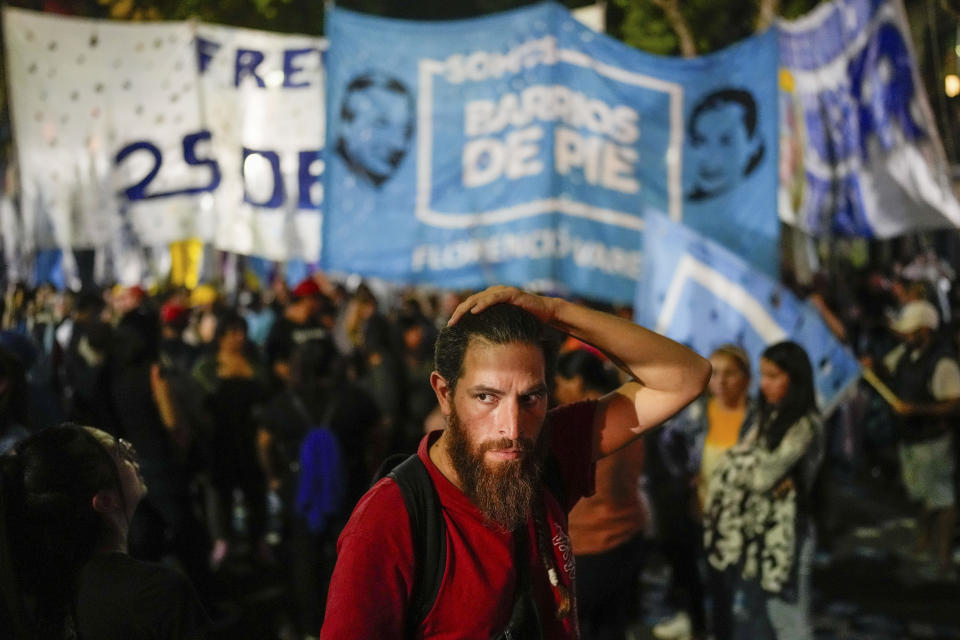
[467,385,504,395]
[466,383,547,396]
[519,383,549,397]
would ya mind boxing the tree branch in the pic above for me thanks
[650,0,697,57]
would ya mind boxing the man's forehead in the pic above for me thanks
[461,337,546,379]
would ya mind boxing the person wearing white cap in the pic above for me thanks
[879,299,960,577]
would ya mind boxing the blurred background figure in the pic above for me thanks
[561,349,647,640]
[342,283,401,466]
[192,312,270,568]
[256,339,349,638]
[0,342,32,455]
[870,299,959,578]
[111,306,216,610]
[395,304,437,454]
[238,289,276,351]
[159,292,199,376]
[650,344,752,640]
[704,341,823,640]
[61,289,116,434]
[265,278,330,386]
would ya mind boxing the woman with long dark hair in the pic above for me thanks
[652,344,754,640]
[0,423,207,639]
[703,341,823,640]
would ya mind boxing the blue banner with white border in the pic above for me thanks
[637,212,860,415]
[322,2,779,303]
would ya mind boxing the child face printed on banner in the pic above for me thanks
[335,71,415,188]
[685,88,765,201]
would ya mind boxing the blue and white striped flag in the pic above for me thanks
[637,213,861,414]
[777,0,960,237]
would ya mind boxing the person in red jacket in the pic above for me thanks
[320,286,711,639]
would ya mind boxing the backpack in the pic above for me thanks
[371,452,567,638]
[295,426,346,534]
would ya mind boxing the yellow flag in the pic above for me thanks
[169,239,203,289]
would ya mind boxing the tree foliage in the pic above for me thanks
[6,0,587,34]
[611,0,821,56]
[905,0,960,162]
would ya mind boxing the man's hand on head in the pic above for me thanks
[447,286,557,327]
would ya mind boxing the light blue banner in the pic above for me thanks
[34,249,65,290]
[637,213,860,415]
[778,0,960,237]
[322,2,779,303]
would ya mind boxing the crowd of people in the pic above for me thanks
[0,237,956,639]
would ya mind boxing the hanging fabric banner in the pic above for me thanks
[637,212,861,415]
[3,8,327,263]
[778,0,960,237]
[323,2,779,303]
[3,8,209,251]
[5,3,780,295]
[195,23,325,261]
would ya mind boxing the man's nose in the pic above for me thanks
[498,400,521,440]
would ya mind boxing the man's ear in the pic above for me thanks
[430,371,453,416]
[91,489,121,515]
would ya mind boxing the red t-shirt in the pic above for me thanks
[320,400,598,640]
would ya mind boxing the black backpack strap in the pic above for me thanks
[387,454,446,636]
[371,452,412,487]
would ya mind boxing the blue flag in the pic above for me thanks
[637,213,860,415]
[322,3,779,303]
[778,0,960,237]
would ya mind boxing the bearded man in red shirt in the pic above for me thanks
[320,286,711,639]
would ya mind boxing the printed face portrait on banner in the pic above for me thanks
[685,88,765,201]
[335,71,415,187]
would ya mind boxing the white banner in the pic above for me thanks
[4,8,207,250]
[196,23,325,260]
[3,8,326,261]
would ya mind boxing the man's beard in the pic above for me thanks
[446,407,544,532]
